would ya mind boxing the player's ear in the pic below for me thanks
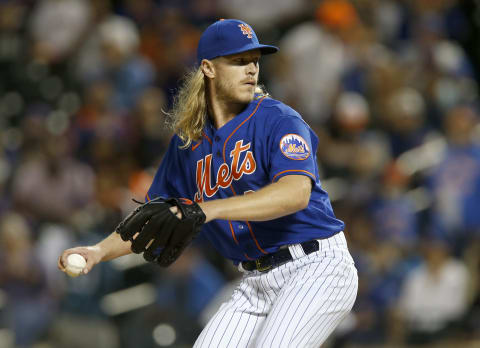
[200,59,215,79]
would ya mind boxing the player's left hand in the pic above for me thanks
[115,197,206,267]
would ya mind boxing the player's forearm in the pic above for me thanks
[95,231,133,262]
[199,175,311,222]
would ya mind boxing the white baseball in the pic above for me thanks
[65,253,87,277]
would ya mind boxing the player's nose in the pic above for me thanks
[246,61,258,75]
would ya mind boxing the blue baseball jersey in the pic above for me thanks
[147,95,345,264]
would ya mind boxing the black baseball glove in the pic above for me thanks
[115,197,206,267]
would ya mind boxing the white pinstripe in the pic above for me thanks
[193,232,358,348]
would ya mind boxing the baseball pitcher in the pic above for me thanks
[59,19,358,347]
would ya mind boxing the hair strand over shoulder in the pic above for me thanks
[166,68,207,149]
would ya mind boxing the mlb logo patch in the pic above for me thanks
[279,134,310,160]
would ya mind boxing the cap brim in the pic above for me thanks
[197,43,279,65]
[258,44,279,55]
[219,43,279,58]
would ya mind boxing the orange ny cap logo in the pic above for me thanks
[238,24,253,38]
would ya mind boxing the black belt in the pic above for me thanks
[241,240,320,272]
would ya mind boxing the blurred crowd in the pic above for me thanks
[0,0,480,347]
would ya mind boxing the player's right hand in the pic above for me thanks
[58,246,103,275]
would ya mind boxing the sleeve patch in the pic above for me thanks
[279,134,311,160]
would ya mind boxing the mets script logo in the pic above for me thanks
[194,140,256,202]
[280,134,310,160]
[238,24,253,38]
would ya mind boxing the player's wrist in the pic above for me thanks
[198,201,216,223]
[92,241,112,262]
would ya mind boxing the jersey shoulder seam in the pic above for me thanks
[258,98,301,116]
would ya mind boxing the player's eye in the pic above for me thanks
[232,57,259,66]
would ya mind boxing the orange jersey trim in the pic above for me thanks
[222,97,268,255]
[245,220,267,254]
[272,169,316,182]
[222,97,266,163]
[145,192,151,202]
[192,142,201,151]
[229,220,239,245]
[203,131,212,145]
[191,132,213,151]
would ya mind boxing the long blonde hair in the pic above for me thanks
[168,67,207,149]
[168,67,268,148]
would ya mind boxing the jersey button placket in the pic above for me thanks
[214,135,221,157]
[211,134,222,194]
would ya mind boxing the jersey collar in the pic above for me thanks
[204,97,262,137]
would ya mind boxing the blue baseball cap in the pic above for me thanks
[197,19,278,65]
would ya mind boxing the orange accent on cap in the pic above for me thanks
[238,23,253,38]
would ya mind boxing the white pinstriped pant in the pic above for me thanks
[194,232,358,348]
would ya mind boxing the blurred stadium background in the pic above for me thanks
[0,0,480,347]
